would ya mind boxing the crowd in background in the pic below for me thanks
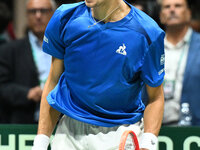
[0,0,200,126]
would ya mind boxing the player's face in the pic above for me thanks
[26,0,53,38]
[85,0,106,8]
[160,0,191,27]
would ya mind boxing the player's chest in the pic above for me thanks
[65,29,145,60]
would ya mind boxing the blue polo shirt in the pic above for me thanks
[43,1,165,127]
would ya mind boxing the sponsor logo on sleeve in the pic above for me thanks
[160,54,165,65]
[43,35,49,43]
[158,68,165,75]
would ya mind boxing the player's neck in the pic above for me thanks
[166,25,189,45]
[91,0,130,23]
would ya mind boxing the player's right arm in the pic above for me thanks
[38,57,64,136]
[32,57,64,150]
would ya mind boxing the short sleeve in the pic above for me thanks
[43,9,65,59]
[140,32,165,87]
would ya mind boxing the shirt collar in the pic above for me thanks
[28,31,41,47]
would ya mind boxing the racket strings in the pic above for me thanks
[124,134,136,150]
[119,130,139,150]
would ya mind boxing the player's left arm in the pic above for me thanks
[140,83,164,150]
[144,83,164,136]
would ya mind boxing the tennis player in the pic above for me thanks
[32,0,165,150]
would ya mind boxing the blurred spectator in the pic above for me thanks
[0,2,11,45]
[0,0,56,124]
[189,0,200,32]
[159,0,200,126]
[6,22,16,40]
[190,19,200,32]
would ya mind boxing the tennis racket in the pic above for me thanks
[119,130,139,150]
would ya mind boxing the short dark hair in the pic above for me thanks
[0,2,11,33]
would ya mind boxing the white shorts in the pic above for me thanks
[51,115,144,150]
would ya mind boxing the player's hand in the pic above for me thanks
[140,148,149,150]
[27,86,42,102]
